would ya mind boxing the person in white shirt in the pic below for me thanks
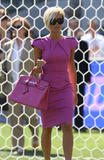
[81,19,104,61]
[68,18,91,132]
[0,9,10,111]
[1,17,39,155]
[0,9,10,58]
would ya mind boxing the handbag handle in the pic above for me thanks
[25,59,46,84]
[25,68,36,84]
[30,68,35,76]
[25,68,42,85]
[23,69,39,94]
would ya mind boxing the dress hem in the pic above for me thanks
[42,119,73,128]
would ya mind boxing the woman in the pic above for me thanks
[32,7,78,160]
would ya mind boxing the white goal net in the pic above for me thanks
[0,0,104,159]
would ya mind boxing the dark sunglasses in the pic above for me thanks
[1,16,8,21]
[50,18,64,25]
[13,25,22,29]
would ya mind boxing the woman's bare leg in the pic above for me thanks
[41,127,52,160]
[61,122,73,160]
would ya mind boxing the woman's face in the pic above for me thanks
[13,20,27,39]
[49,14,64,33]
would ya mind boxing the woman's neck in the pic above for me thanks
[49,32,62,40]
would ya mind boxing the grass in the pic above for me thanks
[0,123,104,160]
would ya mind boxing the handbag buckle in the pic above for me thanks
[28,81,38,85]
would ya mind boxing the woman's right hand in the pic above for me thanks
[33,65,43,74]
[37,59,46,68]
[34,59,46,74]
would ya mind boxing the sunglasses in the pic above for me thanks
[50,18,64,25]
[13,25,22,29]
[1,16,8,21]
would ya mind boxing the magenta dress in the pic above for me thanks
[32,36,78,128]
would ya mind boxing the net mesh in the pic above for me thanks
[0,0,104,159]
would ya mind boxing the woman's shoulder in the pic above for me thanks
[32,37,44,42]
[31,37,49,50]
[32,36,49,43]
[4,40,13,46]
[62,36,78,49]
[3,40,14,50]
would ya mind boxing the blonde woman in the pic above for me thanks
[32,7,78,160]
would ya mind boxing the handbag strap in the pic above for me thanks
[30,68,35,76]
[24,69,35,84]
[25,68,41,84]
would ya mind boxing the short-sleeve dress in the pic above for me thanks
[32,36,78,128]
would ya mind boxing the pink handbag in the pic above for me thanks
[9,70,50,110]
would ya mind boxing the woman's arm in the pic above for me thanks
[34,47,42,65]
[33,46,46,74]
[68,49,78,106]
[33,46,42,73]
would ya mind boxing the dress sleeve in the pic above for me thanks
[71,37,78,50]
[31,38,44,50]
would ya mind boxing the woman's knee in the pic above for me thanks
[61,122,72,133]
[42,128,52,136]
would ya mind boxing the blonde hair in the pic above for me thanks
[12,17,31,30]
[43,7,65,29]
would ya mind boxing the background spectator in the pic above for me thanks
[1,17,39,155]
[0,9,10,112]
[0,9,10,58]
[68,18,91,132]
[81,19,104,62]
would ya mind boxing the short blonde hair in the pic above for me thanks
[43,7,65,29]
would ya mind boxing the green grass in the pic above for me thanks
[0,123,104,160]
